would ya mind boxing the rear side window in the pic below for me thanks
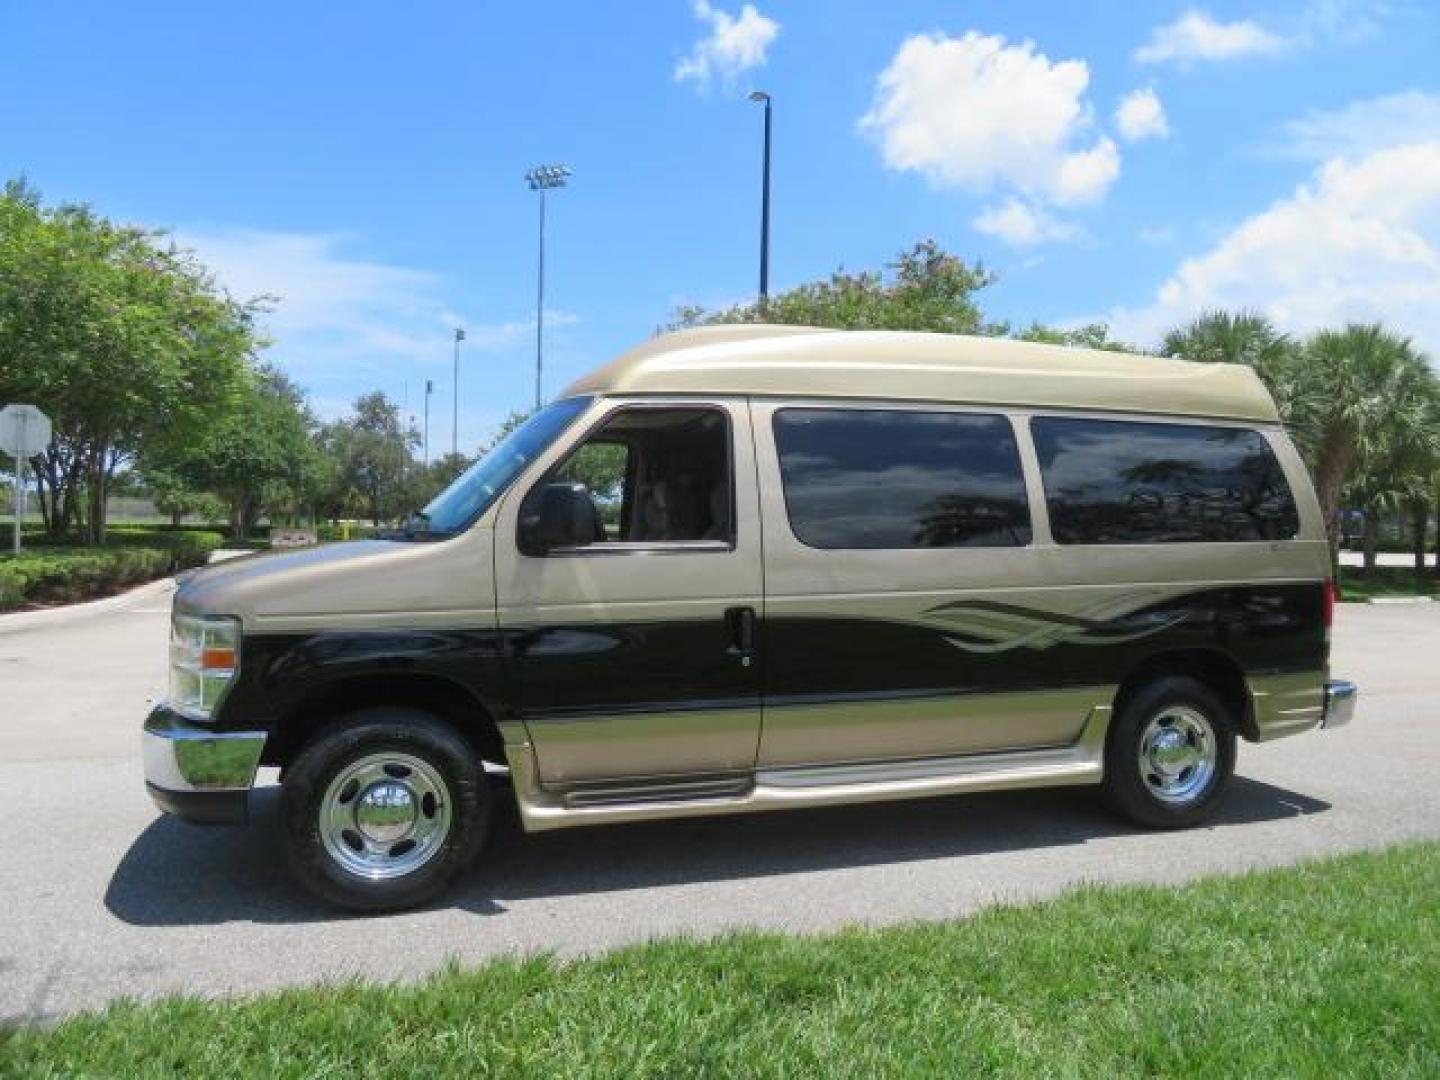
[1031,417,1299,544]
[773,409,1032,549]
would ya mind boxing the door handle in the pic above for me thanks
[725,606,757,665]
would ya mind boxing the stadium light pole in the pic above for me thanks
[749,90,772,307]
[423,379,433,465]
[525,164,571,410]
[452,327,465,457]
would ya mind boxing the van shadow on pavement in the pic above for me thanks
[105,776,1329,928]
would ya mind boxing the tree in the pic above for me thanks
[671,239,1001,334]
[481,410,532,452]
[394,452,474,519]
[1287,325,1436,563]
[319,392,419,526]
[0,180,257,543]
[1014,322,1140,353]
[1343,385,1440,573]
[424,451,473,490]
[190,368,321,539]
[1160,310,1295,386]
[139,466,223,529]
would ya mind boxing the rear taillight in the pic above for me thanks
[1323,578,1336,629]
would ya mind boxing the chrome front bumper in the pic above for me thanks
[1322,679,1357,730]
[142,705,267,824]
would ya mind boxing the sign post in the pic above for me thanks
[1,404,53,555]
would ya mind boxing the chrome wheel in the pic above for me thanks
[319,752,453,880]
[1137,705,1217,805]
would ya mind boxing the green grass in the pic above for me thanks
[1338,565,1439,602]
[3,843,1437,1078]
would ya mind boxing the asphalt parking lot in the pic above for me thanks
[2,582,1437,1023]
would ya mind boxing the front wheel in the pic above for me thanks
[281,709,490,912]
[1102,675,1236,828]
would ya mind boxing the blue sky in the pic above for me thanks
[4,1,1438,451]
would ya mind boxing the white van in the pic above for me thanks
[143,325,1355,910]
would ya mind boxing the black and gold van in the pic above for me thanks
[143,325,1357,910]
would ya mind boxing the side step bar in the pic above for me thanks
[507,706,1111,832]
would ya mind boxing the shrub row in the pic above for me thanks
[0,531,224,610]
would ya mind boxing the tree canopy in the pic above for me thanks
[171,367,323,539]
[671,239,1004,336]
[0,180,259,541]
[318,392,422,526]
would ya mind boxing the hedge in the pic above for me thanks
[0,530,224,610]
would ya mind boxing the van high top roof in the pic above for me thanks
[563,325,1281,424]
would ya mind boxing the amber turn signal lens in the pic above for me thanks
[201,646,236,671]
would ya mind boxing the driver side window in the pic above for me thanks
[548,406,733,546]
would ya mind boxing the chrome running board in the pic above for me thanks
[506,705,1111,832]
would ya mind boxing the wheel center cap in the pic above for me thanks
[354,781,417,843]
[1150,730,1195,776]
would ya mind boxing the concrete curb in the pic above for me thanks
[0,548,253,637]
[0,576,176,636]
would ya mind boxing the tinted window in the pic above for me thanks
[1031,418,1299,544]
[773,409,1031,549]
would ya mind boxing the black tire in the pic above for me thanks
[1103,675,1237,829]
[281,708,490,912]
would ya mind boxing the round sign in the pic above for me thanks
[0,403,52,460]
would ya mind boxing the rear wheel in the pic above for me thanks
[1103,675,1236,828]
[282,708,490,912]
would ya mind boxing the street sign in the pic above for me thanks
[1,404,51,461]
[2,403,53,555]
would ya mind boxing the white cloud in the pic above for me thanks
[860,30,1120,213]
[1298,0,1388,46]
[1272,90,1440,160]
[1115,87,1170,142]
[973,198,1078,246]
[174,228,575,447]
[674,1,779,92]
[1105,141,1440,358]
[176,229,562,375]
[1135,2,1389,66]
[1134,9,1288,64]
[177,229,455,374]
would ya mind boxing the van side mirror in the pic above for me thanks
[518,481,603,555]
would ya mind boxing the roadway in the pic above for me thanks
[2,580,1436,1022]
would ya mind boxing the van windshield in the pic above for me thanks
[405,396,592,539]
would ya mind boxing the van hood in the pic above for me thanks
[175,534,496,634]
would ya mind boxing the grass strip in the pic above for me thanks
[1338,566,1439,602]
[3,842,1437,1078]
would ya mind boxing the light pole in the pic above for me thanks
[452,327,464,458]
[749,90,772,307]
[423,379,433,465]
[525,164,571,411]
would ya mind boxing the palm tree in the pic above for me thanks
[1287,325,1437,566]
[1345,434,1436,573]
[1160,310,1295,387]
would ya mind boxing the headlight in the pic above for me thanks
[168,613,241,720]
